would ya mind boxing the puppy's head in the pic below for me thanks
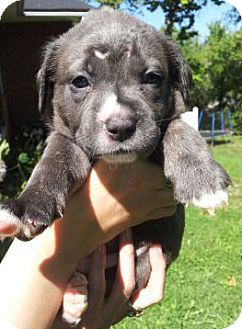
[37,8,191,163]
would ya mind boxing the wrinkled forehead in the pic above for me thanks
[57,29,168,79]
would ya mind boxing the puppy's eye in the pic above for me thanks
[72,76,89,88]
[143,72,163,86]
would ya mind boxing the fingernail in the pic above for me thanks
[0,222,17,235]
[149,244,162,255]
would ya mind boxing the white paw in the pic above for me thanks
[62,272,88,327]
[192,190,228,212]
[0,207,20,238]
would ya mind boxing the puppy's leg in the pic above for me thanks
[62,271,88,327]
[162,119,231,211]
[0,132,91,240]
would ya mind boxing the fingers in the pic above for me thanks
[80,246,106,328]
[62,272,88,326]
[140,186,177,222]
[104,229,136,319]
[77,237,166,329]
[152,185,176,207]
[134,185,177,225]
[100,229,141,328]
[88,245,106,309]
[132,244,166,310]
[116,229,136,299]
[78,230,137,329]
[0,221,17,236]
[144,184,177,220]
[145,206,177,221]
[94,158,167,190]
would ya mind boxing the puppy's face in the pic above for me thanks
[38,9,191,163]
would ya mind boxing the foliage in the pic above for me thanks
[91,0,225,41]
[227,6,241,24]
[0,140,10,161]
[181,24,242,133]
[0,129,46,261]
[133,0,224,41]
[206,24,242,105]
[0,140,9,183]
[95,0,124,9]
[0,126,46,199]
[114,136,242,329]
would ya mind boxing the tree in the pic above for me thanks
[94,0,124,9]
[181,36,209,108]
[181,24,242,132]
[92,0,225,41]
[227,6,241,24]
[136,0,225,41]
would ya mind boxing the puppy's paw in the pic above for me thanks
[173,160,231,213]
[62,272,88,327]
[0,200,50,241]
[192,189,228,213]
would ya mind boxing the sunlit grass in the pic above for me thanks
[114,136,242,329]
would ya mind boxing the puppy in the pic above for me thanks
[0,7,231,325]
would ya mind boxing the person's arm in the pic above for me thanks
[0,159,176,329]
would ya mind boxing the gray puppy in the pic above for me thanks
[0,7,230,322]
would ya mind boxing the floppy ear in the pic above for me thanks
[36,40,59,120]
[164,38,192,114]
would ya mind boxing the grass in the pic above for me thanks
[114,136,242,329]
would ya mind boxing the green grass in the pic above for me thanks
[114,136,242,329]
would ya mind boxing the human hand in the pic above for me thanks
[0,159,174,329]
[60,229,166,329]
[65,158,177,247]
[0,159,176,245]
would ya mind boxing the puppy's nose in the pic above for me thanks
[105,117,137,141]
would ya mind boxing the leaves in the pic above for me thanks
[0,140,10,161]
[1,126,46,198]
[180,0,190,4]
[97,0,226,41]
[96,0,123,9]
[18,152,30,164]
[181,24,242,133]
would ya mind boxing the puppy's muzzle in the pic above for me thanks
[105,116,137,142]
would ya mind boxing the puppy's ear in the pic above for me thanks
[165,38,192,113]
[37,40,59,120]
